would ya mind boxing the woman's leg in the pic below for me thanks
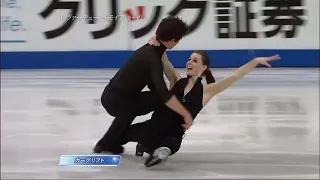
[143,136,182,167]
[160,136,182,156]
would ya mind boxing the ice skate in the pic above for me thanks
[93,144,124,155]
[135,143,145,157]
[144,147,171,167]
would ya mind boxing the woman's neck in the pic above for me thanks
[188,75,200,86]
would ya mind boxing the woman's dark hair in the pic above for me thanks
[156,16,189,42]
[193,50,216,84]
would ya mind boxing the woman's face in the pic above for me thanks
[186,53,207,77]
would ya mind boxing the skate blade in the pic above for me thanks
[146,147,171,167]
[153,147,171,160]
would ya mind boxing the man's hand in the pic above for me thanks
[181,113,193,130]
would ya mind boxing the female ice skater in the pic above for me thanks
[119,41,281,167]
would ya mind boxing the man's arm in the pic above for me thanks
[149,56,192,121]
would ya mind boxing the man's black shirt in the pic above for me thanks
[108,43,172,103]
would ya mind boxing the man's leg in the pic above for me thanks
[119,121,149,145]
[118,120,157,156]
[95,91,161,154]
[95,115,134,154]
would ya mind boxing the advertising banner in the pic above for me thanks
[1,0,319,68]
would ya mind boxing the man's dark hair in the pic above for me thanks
[155,16,189,42]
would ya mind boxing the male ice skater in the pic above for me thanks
[94,16,192,154]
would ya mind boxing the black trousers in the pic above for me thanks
[97,84,161,149]
[120,119,183,155]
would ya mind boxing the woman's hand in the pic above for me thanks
[148,36,160,46]
[254,55,281,67]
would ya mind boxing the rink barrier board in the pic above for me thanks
[1,49,319,69]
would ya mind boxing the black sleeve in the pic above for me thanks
[149,58,173,103]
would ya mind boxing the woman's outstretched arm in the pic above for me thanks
[202,55,281,105]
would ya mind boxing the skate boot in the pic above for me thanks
[93,144,124,155]
[144,147,171,167]
[135,143,145,157]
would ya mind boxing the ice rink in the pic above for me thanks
[1,68,319,179]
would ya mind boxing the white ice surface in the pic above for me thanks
[1,68,319,179]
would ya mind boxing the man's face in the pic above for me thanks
[166,39,180,49]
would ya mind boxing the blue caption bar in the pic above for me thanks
[59,155,121,166]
